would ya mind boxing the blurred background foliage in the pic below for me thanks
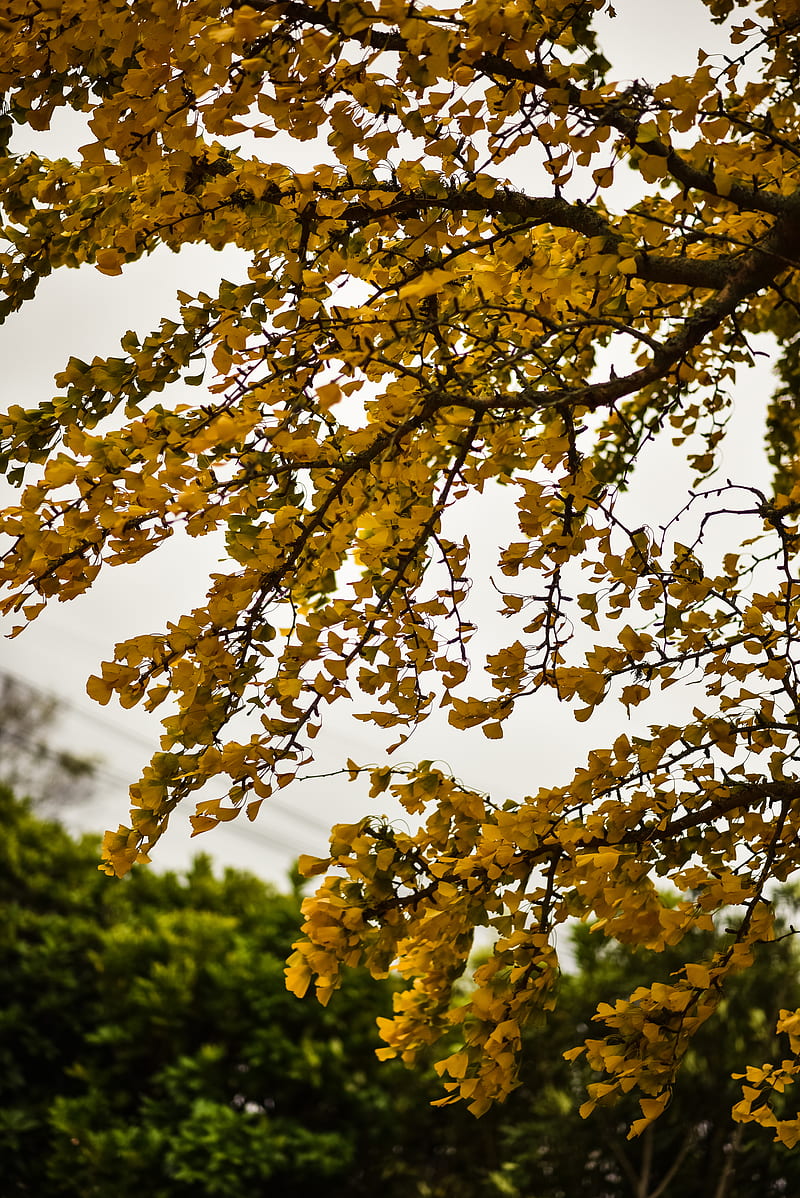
[0,672,96,808]
[2,780,800,1197]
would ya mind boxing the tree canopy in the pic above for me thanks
[0,670,96,806]
[3,0,800,1142]
[0,786,475,1197]
[5,783,800,1197]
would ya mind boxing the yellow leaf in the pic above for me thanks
[397,269,456,299]
[297,854,329,877]
[684,963,711,988]
[94,249,125,276]
[86,674,113,705]
[285,955,312,999]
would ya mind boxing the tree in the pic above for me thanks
[3,0,800,1142]
[0,671,96,807]
[0,785,494,1197]
[496,907,800,1198]
[5,783,799,1198]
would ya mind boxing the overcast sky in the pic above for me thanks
[0,0,771,882]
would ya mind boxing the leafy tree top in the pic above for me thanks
[3,0,800,1141]
[5,783,800,1197]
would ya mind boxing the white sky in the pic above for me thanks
[0,0,771,882]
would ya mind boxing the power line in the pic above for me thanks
[0,664,157,752]
[0,665,348,836]
[0,668,335,857]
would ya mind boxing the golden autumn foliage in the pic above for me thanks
[5,0,800,1142]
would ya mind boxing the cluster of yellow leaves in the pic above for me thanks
[3,0,800,1141]
[732,1009,800,1149]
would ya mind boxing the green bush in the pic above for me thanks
[0,788,479,1196]
[3,785,800,1197]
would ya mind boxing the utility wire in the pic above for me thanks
[0,669,336,856]
[0,664,157,751]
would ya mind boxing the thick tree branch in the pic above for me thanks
[255,0,790,218]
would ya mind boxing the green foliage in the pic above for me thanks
[767,328,800,497]
[0,786,482,1197]
[496,918,800,1197]
[3,785,800,1197]
[0,672,96,807]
